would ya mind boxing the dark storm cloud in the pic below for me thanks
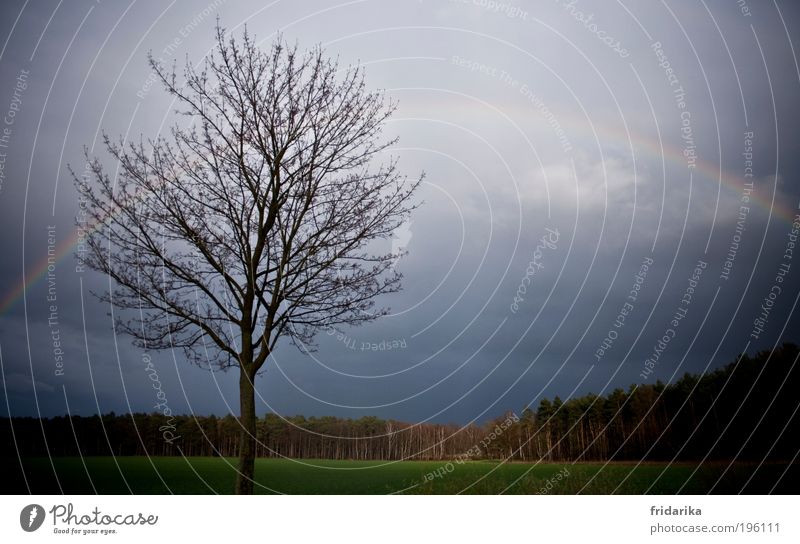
[0,0,798,425]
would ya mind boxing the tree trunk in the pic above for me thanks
[235,365,257,494]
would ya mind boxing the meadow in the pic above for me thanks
[5,457,798,494]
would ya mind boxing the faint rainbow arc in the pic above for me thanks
[1,117,797,316]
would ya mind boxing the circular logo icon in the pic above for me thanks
[20,504,45,532]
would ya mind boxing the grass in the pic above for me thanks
[4,457,798,494]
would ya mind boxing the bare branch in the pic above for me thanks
[75,25,421,376]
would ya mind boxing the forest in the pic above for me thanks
[3,343,798,462]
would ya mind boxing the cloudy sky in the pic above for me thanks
[1,0,799,425]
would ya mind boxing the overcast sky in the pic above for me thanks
[1,0,799,425]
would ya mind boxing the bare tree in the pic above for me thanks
[75,26,421,494]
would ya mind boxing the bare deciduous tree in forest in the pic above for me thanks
[75,27,421,494]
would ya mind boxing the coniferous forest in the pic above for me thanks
[4,344,798,462]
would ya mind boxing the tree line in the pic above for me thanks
[4,343,798,462]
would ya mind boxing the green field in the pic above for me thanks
[5,457,798,494]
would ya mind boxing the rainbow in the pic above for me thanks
[552,111,799,226]
[1,215,95,315]
[1,117,797,316]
